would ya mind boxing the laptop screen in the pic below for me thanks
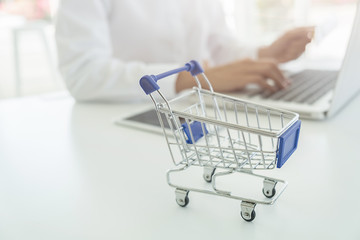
[328,1,360,117]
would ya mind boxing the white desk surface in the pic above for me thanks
[0,92,359,240]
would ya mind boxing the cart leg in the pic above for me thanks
[262,179,278,198]
[175,188,190,207]
[240,201,256,222]
[203,167,216,183]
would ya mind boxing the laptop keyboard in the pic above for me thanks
[261,69,338,104]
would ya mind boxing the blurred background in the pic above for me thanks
[0,0,357,99]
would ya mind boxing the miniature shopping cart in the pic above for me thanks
[140,60,301,222]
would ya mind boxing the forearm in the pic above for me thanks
[59,55,179,102]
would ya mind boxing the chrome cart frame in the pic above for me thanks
[140,60,301,222]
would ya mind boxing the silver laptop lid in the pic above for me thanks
[327,1,360,117]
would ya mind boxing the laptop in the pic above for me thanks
[232,1,360,120]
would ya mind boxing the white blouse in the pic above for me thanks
[55,0,256,102]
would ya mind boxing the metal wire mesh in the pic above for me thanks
[156,86,298,170]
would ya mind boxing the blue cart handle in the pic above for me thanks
[140,60,204,95]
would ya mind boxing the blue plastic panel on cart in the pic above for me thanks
[277,120,301,168]
[182,121,208,144]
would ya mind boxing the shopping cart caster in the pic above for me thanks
[240,201,256,222]
[175,188,190,207]
[203,167,216,183]
[262,179,277,198]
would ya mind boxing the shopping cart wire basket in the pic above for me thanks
[140,60,301,222]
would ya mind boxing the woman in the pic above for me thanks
[55,0,313,102]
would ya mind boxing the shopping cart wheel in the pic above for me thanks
[203,167,216,183]
[175,188,190,207]
[262,179,277,198]
[240,201,256,222]
[241,210,256,222]
[262,188,276,198]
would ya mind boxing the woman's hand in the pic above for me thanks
[176,58,289,93]
[258,27,314,63]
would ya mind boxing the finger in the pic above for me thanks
[307,28,315,40]
[305,26,315,39]
[292,31,313,44]
[256,77,278,92]
[253,61,289,89]
[264,64,290,89]
[234,74,263,90]
[239,74,277,92]
[285,26,315,44]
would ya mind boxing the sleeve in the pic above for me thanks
[55,0,179,102]
[206,0,259,66]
